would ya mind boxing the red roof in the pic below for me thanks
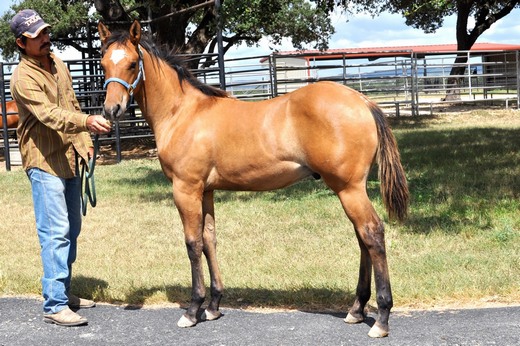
[263,42,520,62]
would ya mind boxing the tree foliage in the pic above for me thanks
[319,0,520,50]
[0,0,95,60]
[0,0,334,65]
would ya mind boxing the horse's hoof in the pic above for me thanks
[368,323,389,338]
[202,309,222,321]
[177,314,197,328]
[344,312,364,324]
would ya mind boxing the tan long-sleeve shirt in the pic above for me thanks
[11,52,93,178]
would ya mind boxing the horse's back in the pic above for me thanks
[289,81,376,120]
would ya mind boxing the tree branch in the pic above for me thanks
[145,1,216,25]
[94,0,132,24]
[468,0,520,44]
[99,0,217,25]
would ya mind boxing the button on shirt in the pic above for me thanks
[11,52,93,178]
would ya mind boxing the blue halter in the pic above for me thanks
[103,46,145,95]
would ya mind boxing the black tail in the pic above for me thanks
[370,102,409,221]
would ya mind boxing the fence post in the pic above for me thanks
[215,0,226,90]
[410,53,418,116]
[1,62,11,171]
[516,50,520,109]
[467,51,473,99]
[270,55,278,98]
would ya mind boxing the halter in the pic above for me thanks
[103,45,145,95]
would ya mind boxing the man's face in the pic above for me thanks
[17,27,51,58]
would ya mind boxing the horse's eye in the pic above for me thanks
[130,62,137,70]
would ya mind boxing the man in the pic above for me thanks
[9,9,111,326]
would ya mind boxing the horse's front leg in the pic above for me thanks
[173,182,206,328]
[201,190,224,321]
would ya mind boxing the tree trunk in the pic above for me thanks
[443,2,474,101]
[94,0,133,30]
[444,0,520,101]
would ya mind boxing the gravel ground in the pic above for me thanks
[1,297,519,346]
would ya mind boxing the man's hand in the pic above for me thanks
[87,115,112,134]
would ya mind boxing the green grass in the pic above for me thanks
[0,109,519,312]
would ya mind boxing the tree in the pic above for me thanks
[319,0,519,51]
[0,0,93,61]
[319,0,520,99]
[0,0,335,69]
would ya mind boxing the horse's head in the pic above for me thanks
[98,20,144,121]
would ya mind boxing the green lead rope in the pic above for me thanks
[81,134,99,216]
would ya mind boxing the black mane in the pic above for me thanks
[102,30,228,98]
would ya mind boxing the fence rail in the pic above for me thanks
[2,48,519,170]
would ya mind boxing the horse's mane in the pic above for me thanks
[102,30,228,98]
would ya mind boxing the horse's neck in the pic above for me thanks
[135,55,208,134]
[135,57,183,128]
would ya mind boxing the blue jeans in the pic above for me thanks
[27,168,82,314]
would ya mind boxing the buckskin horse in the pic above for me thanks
[98,20,409,338]
[0,100,19,129]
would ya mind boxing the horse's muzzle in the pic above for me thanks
[102,103,126,121]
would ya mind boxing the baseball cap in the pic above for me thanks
[10,9,51,38]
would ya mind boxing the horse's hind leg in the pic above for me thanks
[344,231,372,324]
[338,187,393,338]
[201,191,224,321]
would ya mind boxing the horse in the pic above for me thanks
[0,100,19,129]
[98,20,409,338]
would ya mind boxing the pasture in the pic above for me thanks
[0,106,518,313]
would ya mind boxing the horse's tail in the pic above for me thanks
[369,102,409,222]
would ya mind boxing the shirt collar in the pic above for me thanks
[21,52,55,69]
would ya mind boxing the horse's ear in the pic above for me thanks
[129,20,141,45]
[98,21,111,45]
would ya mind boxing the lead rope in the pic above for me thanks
[81,134,99,216]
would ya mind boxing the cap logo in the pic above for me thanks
[23,14,42,27]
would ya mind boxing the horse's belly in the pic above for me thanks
[206,161,312,191]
